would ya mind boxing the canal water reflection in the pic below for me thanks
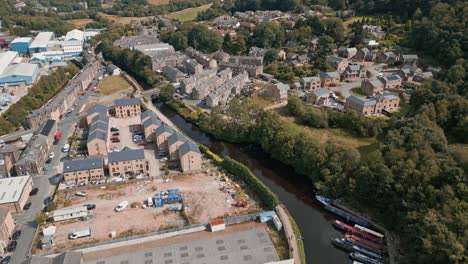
[157,103,348,264]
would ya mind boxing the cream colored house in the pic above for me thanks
[178,141,202,173]
[108,149,149,178]
[0,208,15,249]
[156,124,174,153]
[63,157,104,184]
[168,132,187,160]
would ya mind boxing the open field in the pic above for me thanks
[69,19,95,28]
[148,0,169,5]
[165,3,212,22]
[97,12,154,24]
[40,171,258,253]
[280,115,377,149]
[98,75,132,96]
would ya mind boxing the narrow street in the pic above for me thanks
[9,65,104,264]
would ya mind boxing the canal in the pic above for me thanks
[156,103,348,264]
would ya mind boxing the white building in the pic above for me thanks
[65,29,85,44]
[29,32,55,53]
[50,206,88,222]
[0,51,18,74]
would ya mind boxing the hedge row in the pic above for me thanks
[222,156,279,209]
[199,144,223,164]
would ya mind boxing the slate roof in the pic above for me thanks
[39,119,56,137]
[108,149,145,163]
[347,64,361,71]
[313,88,331,97]
[383,75,401,81]
[143,115,161,129]
[382,92,399,100]
[320,71,340,78]
[114,98,140,107]
[91,114,109,125]
[87,130,107,143]
[141,110,157,122]
[302,76,320,83]
[156,124,174,137]
[89,121,108,134]
[87,104,108,116]
[63,157,103,173]
[347,95,376,107]
[275,83,290,93]
[168,132,187,146]
[368,79,384,88]
[179,140,200,156]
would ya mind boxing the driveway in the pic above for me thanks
[9,63,105,264]
[330,81,362,98]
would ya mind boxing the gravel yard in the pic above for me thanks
[44,171,258,253]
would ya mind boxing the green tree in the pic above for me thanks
[188,25,224,53]
[159,84,175,102]
[36,213,48,226]
[264,49,279,64]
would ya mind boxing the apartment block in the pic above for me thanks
[62,157,104,184]
[206,71,248,107]
[178,141,202,173]
[180,69,217,95]
[156,124,175,153]
[168,132,187,160]
[114,98,141,118]
[108,149,149,178]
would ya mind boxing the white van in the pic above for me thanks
[115,200,129,212]
[147,197,153,207]
[68,227,91,240]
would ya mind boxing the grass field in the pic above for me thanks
[98,75,131,96]
[280,116,377,150]
[97,12,154,24]
[351,87,366,96]
[69,19,94,28]
[344,16,374,33]
[165,3,212,22]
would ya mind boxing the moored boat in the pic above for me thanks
[333,220,381,242]
[345,234,384,251]
[315,194,332,206]
[350,252,383,264]
[325,205,370,227]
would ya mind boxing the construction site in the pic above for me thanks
[36,169,260,254]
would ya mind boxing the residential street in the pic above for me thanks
[9,65,104,264]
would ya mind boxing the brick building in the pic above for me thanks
[63,157,104,184]
[114,98,141,118]
[108,149,149,178]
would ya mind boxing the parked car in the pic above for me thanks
[44,196,52,205]
[111,139,120,143]
[62,144,70,152]
[84,204,96,210]
[137,142,146,146]
[48,152,55,159]
[1,256,11,264]
[78,182,86,187]
[30,188,38,196]
[7,241,17,252]
[23,202,31,210]
[12,230,21,240]
[76,191,88,197]
[112,132,120,136]
[110,136,119,141]
[43,165,49,171]
[110,127,119,132]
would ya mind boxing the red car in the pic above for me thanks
[110,136,119,141]
[137,141,146,146]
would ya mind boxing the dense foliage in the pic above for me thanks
[105,0,214,17]
[222,157,279,209]
[232,0,299,12]
[160,24,223,53]
[0,64,78,135]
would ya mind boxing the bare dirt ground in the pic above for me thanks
[43,171,258,253]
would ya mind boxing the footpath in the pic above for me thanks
[276,205,302,264]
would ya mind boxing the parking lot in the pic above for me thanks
[39,171,259,254]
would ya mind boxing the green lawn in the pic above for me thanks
[98,75,131,96]
[165,4,212,22]
[351,87,367,96]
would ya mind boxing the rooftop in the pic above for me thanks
[0,176,31,204]
[347,95,376,107]
[87,104,108,117]
[179,140,200,156]
[313,88,331,97]
[0,63,38,78]
[0,51,19,74]
[65,29,84,42]
[114,98,140,107]
[383,75,401,81]
[63,157,103,173]
[39,119,56,137]
[29,32,54,49]
[87,130,107,143]
[168,132,187,146]
[108,149,145,163]
[156,124,174,137]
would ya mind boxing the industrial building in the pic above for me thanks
[0,63,39,87]
[0,175,33,213]
[29,32,54,53]
[50,206,88,222]
[0,51,18,74]
[9,37,32,54]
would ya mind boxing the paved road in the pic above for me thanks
[9,64,105,264]
[330,63,383,99]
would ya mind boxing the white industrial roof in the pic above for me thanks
[65,29,84,42]
[0,176,31,204]
[10,37,32,44]
[0,51,18,74]
[0,63,38,78]
[30,32,54,49]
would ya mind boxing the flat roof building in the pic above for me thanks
[0,51,18,74]
[0,63,39,87]
[10,37,32,54]
[0,175,33,213]
[29,32,54,53]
